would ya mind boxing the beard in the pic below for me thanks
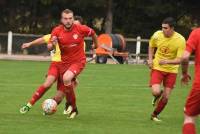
[63,23,73,30]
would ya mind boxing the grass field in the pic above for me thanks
[0,60,199,134]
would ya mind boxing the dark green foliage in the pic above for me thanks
[0,0,200,38]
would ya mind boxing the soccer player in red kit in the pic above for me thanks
[181,28,200,134]
[19,16,84,114]
[48,9,98,119]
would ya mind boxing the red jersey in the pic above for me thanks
[186,28,200,88]
[51,24,95,64]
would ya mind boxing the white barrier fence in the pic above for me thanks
[0,31,149,63]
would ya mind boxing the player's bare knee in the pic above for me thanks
[152,88,161,96]
[184,114,196,124]
[63,77,71,85]
[63,74,73,86]
[151,84,161,96]
[63,70,75,85]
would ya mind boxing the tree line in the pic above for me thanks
[0,0,200,38]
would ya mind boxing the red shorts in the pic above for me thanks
[184,87,200,116]
[150,69,177,89]
[57,60,86,93]
[47,62,61,79]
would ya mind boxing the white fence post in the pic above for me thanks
[136,36,141,63]
[7,31,13,55]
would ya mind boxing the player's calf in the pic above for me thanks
[53,90,65,104]
[151,96,168,122]
[63,70,75,86]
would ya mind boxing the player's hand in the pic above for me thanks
[159,60,168,65]
[91,44,96,58]
[181,73,191,85]
[47,43,54,51]
[147,60,153,69]
[91,44,95,50]
[21,43,31,49]
[51,36,58,46]
[92,43,98,50]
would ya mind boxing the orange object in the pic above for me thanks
[95,34,128,64]
[96,34,126,55]
[96,34,112,55]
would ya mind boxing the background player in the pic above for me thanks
[48,9,98,119]
[147,17,187,122]
[74,16,83,25]
[19,34,61,114]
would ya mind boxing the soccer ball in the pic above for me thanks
[42,99,57,115]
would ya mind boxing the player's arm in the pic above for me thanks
[80,25,98,49]
[148,33,157,69]
[48,27,59,51]
[21,37,45,49]
[159,50,191,85]
[180,30,198,85]
[180,50,191,85]
[159,57,182,65]
[148,46,155,69]
[47,36,58,51]
[91,33,98,49]
[181,51,190,73]
[181,30,198,85]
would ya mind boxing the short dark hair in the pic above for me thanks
[74,16,83,24]
[62,9,73,15]
[162,17,176,28]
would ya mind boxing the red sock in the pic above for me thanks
[29,85,47,105]
[65,84,76,109]
[153,97,168,116]
[65,81,76,102]
[182,123,196,134]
